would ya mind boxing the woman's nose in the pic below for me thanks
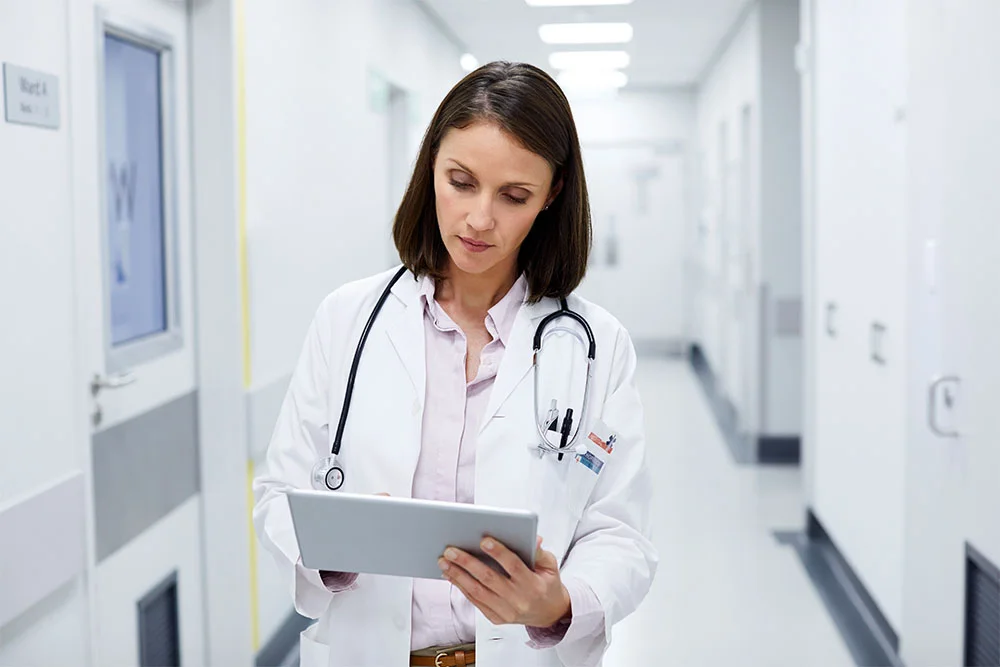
[467,195,495,231]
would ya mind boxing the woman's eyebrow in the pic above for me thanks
[447,158,539,189]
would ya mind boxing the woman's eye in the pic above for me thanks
[450,179,473,191]
[503,194,528,205]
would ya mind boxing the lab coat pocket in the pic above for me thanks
[532,448,605,561]
[298,623,329,667]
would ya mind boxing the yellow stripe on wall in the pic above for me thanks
[247,459,261,652]
[235,0,261,653]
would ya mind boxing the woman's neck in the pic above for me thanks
[437,260,519,315]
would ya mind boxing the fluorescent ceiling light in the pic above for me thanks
[549,50,630,70]
[539,22,633,44]
[527,0,633,6]
[460,53,479,72]
[557,68,628,90]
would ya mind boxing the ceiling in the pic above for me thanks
[420,0,754,89]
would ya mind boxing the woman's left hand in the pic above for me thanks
[439,536,570,628]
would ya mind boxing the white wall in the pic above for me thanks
[573,90,697,346]
[758,0,801,435]
[0,0,91,661]
[693,4,761,396]
[245,0,464,389]
[242,0,465,646]
[809,0,908,632]
[692,1,802,440]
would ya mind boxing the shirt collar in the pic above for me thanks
[417,272,528,345]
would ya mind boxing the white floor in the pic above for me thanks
[602,356,855,667]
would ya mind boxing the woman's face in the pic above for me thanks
[433,121,558,281]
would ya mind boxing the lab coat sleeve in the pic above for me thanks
[554,325,659,667]
[252,294,339,619]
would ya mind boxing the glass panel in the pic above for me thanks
[103,34,168,346]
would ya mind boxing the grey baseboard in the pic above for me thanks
[775,510,902,667]
[688,344,800,465]
[759,436,801,464]
[256,611,311,667]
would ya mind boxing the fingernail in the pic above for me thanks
[438,559,449,572]
[483,539,495,551]
[445,548,458,561]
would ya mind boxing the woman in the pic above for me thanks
[253,61,657,667]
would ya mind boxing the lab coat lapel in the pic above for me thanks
[479,297,559,435]
[384,273,426,408]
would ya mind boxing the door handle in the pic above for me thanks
[928,375,960,438]
[825,301,837,337]
[870,321,887,365]
[91,371,136,396]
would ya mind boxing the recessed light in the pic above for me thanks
[527,0,633,6]
[539,22,634,45]
[557,68,628,90]
[549,50,630,70]
[460,53,479,72]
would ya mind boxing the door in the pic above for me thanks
[68,3,205,665]
[732,104,758,436]
[578,143,686,345]
[0,1,91,663]
[902,2,1000,664]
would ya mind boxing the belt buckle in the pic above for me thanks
[434,651,447,667]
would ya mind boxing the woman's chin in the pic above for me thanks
[448,250,498,275]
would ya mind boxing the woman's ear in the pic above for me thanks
[544,178,564,209]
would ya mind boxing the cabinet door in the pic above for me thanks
[902,2,1000,664]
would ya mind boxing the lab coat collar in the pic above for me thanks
[384,269,426,407]
[480,294,560,435]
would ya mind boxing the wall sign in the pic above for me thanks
[3,63,60,129]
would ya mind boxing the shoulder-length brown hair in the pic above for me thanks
[392,61,591,302]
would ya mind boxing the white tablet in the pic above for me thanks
[287,489,539,580]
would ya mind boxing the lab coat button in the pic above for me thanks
[393,614,406,630]
[411,401,421,416]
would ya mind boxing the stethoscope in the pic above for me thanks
[311,266,597,491]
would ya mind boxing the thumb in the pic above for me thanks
[375,492,390,497]
[534,538,558,571]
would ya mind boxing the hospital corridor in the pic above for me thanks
[2,1,999,666]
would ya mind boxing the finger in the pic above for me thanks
[482,537,533,582]
[443,566,505,625]
[440,558,514,623]
[443,547,515,598]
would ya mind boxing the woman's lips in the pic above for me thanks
[460,237,492,253]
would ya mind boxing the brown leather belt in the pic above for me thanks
[410,648,475,667]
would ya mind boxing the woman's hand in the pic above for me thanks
[439,537,571,628]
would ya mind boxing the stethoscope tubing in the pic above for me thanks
[326,267,596,462]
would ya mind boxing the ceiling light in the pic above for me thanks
[527,0,633,6]
[460,53,479,72]
[557,68,628,90]
[539,22,634,45]
[549,50,630,70]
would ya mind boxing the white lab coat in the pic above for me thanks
[253,266,657,667]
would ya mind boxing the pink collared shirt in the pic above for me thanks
[321,273,603,651]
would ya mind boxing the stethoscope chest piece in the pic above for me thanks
[312,454,345,491]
